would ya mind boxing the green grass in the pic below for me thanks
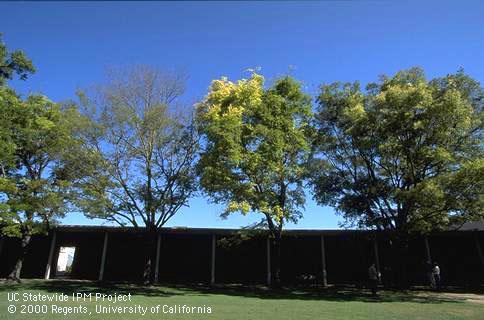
[1,280,483,320]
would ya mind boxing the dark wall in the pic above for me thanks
[479,233,484,283]
[216,235,266,284]
[158,234,211,283]
[325,233,374,285]
[21,235,51,278]
[0,235,50,279]
[428,233,482,286]
[0,237,21,277]
[376,235,436,286]
[1,229,483,286]
[280,235,321,284]
[104,232,148,282]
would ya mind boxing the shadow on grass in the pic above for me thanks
[0,279,481,304]
[172,284,472,304]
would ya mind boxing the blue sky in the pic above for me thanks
[1,1,483,229]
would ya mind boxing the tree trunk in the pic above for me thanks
[391,234,410,289]
[7,230,32,282]
[143,227,158,285]
[271,232,282,287]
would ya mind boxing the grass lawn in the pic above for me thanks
[1,280,483,320]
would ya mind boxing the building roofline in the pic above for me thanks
[51,224,483,236]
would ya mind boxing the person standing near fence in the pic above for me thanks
[368,263,379,296]
[432,262,441,290]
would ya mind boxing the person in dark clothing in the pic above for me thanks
[368,263,379,296]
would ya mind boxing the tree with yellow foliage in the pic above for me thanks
[196,73,312,285]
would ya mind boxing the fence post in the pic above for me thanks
[424,236,432,263]
[154,233,162,283]
[373,236,381,274]
[266,237,271,286]
[98,232,109,281]
[321,235,327,287]
[44,230,57,279]
[211,234,216,285]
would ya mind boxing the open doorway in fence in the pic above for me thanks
[56,246,76,278]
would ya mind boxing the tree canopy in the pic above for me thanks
[197,73,312,232]
[310,68,483,235]
[0,34,35,85]
[196,72,312,284]
[0,84,83,279]
[71,66,199,231]
[0,91,77,234]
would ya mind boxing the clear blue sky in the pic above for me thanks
[1,1,483,229]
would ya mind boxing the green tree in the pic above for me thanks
[196,73,312,285]
[0,89,82,281]
[0,36,81,281]
[0,34,35,85]
[71,66,199,283]
[0,34,35,170]
[310,68,483,286]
